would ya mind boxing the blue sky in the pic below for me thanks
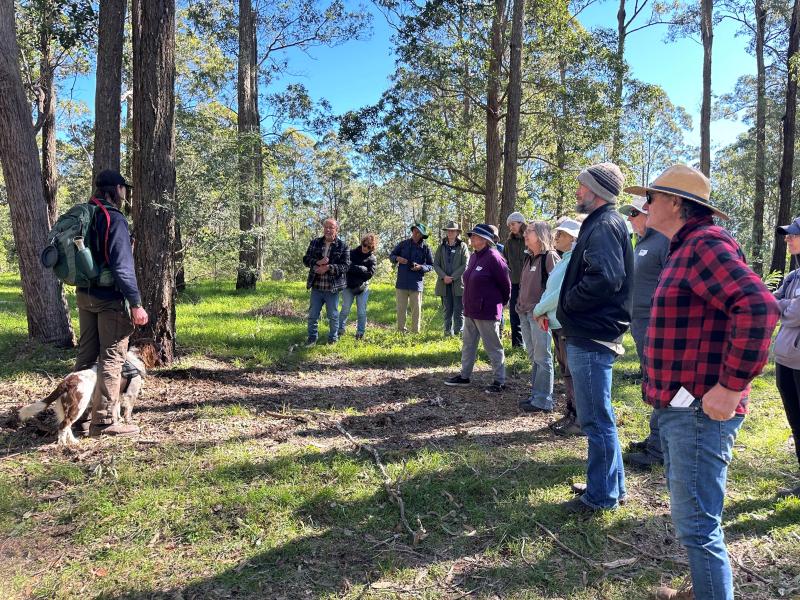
[62,1,758,152]
[274,1,758,151]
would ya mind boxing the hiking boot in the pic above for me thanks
[561,496,601,515]
[778,484,800,498]
[651,585,694,599]
[89,422,140,437]
[571,482,627,505]
[73,421,91,436]
[624,451,664,471]
[628,439,649,452]
[518,400,552,413]
[355,333,364,340]
[304,337,317,348]
[552,414,584,437]
[484,381,506,394]
[444,375,471,386]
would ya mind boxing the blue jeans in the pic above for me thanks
[441,284,463,335]
[338,287,369,336]
[567,341,626,509]
[658,405,743,600]
[630,317,662,458]
[308,289,340,342]
[518,309,553,409]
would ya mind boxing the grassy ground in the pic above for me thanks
[1,271,799,599]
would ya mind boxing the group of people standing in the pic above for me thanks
[302,160,800,600]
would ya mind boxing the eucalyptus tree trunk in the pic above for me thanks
[484,0,506,227]
[700,0,713,176]
[39,5,57,224]
[93,0,126,179]
[236,0,261,289]
[500,0,524,240]
[0,0,74,346]
[751,0,766,275]
[132,0,177,362]
[610,0,627,163]
[771,0,800,274]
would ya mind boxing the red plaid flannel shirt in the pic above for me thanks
[643,215,779,413]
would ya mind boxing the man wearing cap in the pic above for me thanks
[433,221,469,336]
[74,169,149,437]
[390,223,434,333]
[628,164,779,600]
[302,218,350,346]
[618,196,670,471]
[556,162,633,513]
[444,224,511,393]
[503,212,527,347]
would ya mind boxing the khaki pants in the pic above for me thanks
[395,289,422,333]
[74,292,134,425]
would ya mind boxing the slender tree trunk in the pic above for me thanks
[40,11,57,225]
[93,0,126,179]
[554,59,568,217]
[752,0,767,275]
[0,0,74,346]
[236,0,260,289]
[500,0,524,240]
[484,0,506,226]
[132,0,177,362]
[771,0,800,274]
[611,0,627,163]
[700,0,713,176]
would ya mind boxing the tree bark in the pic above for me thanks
[0,0,74,347]
[700,0,713,176]
[132,0,177,362]
[771,0,800,274]
[93,0,127,180]
[610,0,627,164]
[236,0,261,289]
[499,0,524,241]
[752,0,766,275]
[40,7,57,225]
[484,0,506,227]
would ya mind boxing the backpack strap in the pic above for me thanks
[89,198,112,264]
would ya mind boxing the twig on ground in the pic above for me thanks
[532,519,596,567]
[607,534,689,566]
[730,553,772,586]
[263,409,311,423]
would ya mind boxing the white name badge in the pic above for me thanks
[670,386,695,408]
[530,265,537,272]
[475,266,483,271]
[638,249,648,256]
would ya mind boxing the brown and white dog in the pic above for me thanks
[18,346,153,445]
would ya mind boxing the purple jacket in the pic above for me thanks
[462,246,511,320]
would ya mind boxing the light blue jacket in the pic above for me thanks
[532,250,572,330]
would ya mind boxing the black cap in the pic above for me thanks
[95,169,132,189]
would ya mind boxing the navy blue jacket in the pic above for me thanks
[78,198,142,306]
[390,238,433,291]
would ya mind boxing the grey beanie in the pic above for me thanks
[577,162,624,204]
[506,211,526,225]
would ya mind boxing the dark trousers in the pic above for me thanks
[776,363,800,468]
[441,284,463,335]
[509,283,522,347]
[75,292,134,425]
[552,329,574,416]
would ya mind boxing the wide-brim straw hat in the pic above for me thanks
[624,164,729,220]
[441,220,461,231]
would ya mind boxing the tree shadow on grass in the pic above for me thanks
[94,444,670,600]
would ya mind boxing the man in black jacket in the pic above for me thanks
[74,169,149,437]
[556,162,633,513]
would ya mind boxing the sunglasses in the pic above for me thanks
[629,209,641,218]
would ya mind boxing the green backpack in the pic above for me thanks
[40,199,116,287]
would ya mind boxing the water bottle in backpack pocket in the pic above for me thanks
[40,200,116,287]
